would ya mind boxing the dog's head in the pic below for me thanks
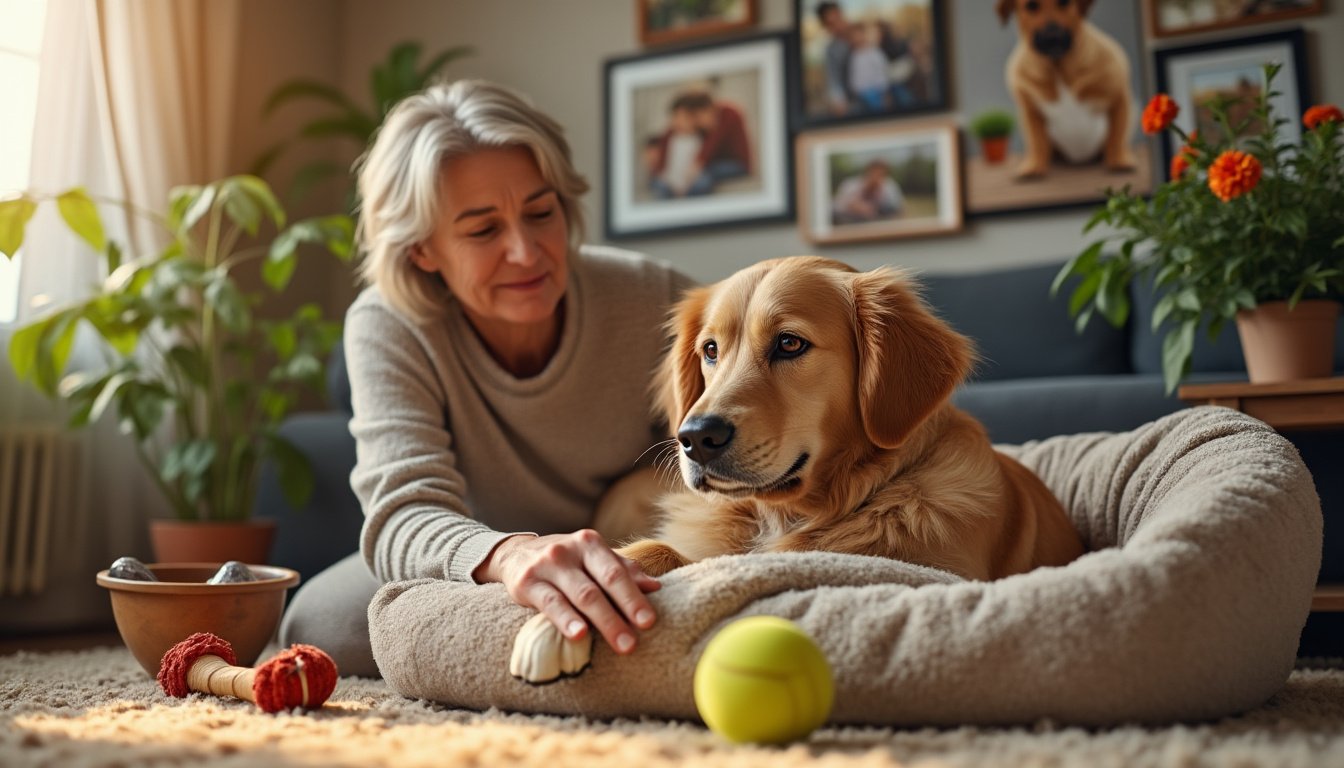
[996,0,1094,61]
[656,256,973,501]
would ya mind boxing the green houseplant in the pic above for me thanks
[969,109,1015,165]
[1054,63,1343,393]
[255,40,472,205]
[0,176,353,559]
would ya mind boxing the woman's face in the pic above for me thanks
[412,145,569,332]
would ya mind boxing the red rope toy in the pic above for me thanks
[157,632,338,713]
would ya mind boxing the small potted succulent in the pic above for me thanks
[1,175,354,562]
[969,109,1016,165]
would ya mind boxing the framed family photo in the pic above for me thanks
[1154,29,1310,179]
[792,0,949,128]
[638,0,758,47]
[796,121,962,244]
[1145,0,1323,39]
[603,32,793,239]
[952,0,1153,215]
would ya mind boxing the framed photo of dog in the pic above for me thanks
[1144,0,1323,39]
[603,32,793,239]
[638,0,758,47]
[954,0,1154,216]
[1153,28,1310,180]
[792,0,950,128]
[796,121,962,244]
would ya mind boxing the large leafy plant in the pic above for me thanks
[0,176,354,521]
[255,40,472,204]
[1054,63,1344,393]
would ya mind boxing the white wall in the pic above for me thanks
[335,0,1344,286]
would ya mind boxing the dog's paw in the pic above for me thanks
[509,612,592,684]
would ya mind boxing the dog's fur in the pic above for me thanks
[997,0,1135,178]
[614,257,1083,581]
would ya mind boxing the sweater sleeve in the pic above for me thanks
[346,297,529,584]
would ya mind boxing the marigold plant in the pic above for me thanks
[1054,63,1344,393]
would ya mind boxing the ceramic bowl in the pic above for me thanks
[95,562,300,677]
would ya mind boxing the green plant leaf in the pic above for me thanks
[262,246,298,291]
[0,196,37,258]
[262,78,363,117]
[1068,270,1101,318]
[1051,240,1102,298]
[179,185,217,233]
[55,188,107,252]
[7,318,46,384]
[221,181,262,235]
[229,175,285,229]
[299,115,379,141]
[88,371,134,425]
[1161,321,1196,395]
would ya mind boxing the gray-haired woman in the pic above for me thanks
[279,80,695,676]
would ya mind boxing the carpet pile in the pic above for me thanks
[2,646,1341,767]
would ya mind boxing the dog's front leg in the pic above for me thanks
[1103,94,1136,171]
[1011,91,1052,178]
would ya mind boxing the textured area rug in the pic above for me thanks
[1,646,1342,767]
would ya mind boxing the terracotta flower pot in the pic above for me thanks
[981,136,1009,164]
[1235,299,1341,383]
[149,519,277,565]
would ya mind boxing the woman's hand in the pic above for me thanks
[473,531,660,655]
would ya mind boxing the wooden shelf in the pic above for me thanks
[1178,377,1344,430]
[1314,584,1344,613]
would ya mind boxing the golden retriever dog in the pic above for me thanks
[997,0,1136,178]
[510,257,1083,683]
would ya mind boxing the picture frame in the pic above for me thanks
[791,0,950,129]
[951,1,1153,216]
[638,0,758,47]
[1154,28,1310,179]
[603,32,793,240]
[1145,0,1323,39]
[796,121,962,244]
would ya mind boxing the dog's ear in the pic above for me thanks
[995,0,1016,25]
[851,268,975,449]
[1076,0,1095,16]
[652,285,711,434]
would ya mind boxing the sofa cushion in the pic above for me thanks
[920,262,1131,382]
[327,342,353,415]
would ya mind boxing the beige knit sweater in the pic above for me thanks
[345,246,694,584]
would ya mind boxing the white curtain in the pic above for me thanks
[0,0,242,629]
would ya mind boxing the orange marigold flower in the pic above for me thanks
[1207,150,1262,202]
[1142,94,1179,134]
[1304,104,1344,130]
[1170,153,1191,179]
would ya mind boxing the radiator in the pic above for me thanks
[0,426,79,596]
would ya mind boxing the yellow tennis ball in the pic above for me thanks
[693,615,834,744]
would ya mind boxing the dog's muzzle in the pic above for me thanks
[1031,23,1073,60]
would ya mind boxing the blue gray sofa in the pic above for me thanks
[255,260,1342,650]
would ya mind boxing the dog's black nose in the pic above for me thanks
[678,415,735,464]
[1032,23,1072,60]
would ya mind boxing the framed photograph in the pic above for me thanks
[604,32,793,239]
[638,0,758,47]
[1146,0,1323,39]
[1154,28,1310,179]
[952,1,1153,216]
[796,121,962,244]
[792,0,949,128]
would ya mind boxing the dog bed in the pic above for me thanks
[368,406,1322,726]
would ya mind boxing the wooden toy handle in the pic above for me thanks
[187,654,257,703]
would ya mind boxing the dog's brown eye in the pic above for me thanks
[702,340,718,363]
[1024,0,1040,11]
[773,333,809,360]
